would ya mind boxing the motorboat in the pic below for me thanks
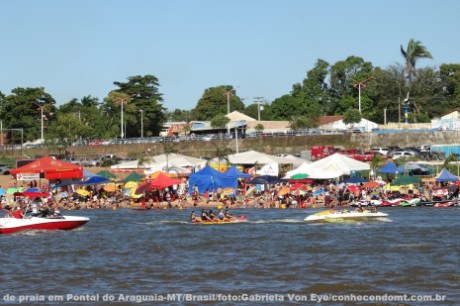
[0,215,90,234]
[304,210,388,221]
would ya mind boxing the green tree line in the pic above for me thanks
[1,39,459,148]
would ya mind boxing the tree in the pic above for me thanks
[289,115,318,130]
[106,91,135,139]
[210,113,230,137]
[211,143,232,171]
[1,87,56,142]
[192,86,245,121]
[401,39,433,81]
[47,113,91,153]
[254,123,265,133]
[109,75,166,137]
[342,108,362,127]
[161,141,178,171]
[270,95,304,120]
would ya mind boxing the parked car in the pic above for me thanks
[391,150,417,160]
[370,147,390,156]
[0,164,12,175]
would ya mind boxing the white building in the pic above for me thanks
[431,110,460,130]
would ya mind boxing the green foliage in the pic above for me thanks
[342,108,362,125]
[270,95,305,120]
[290,115,318,130]
[111,75,166,137]
[1,87,56,142]
[254,123,265,132]
[210,113,230,130]
[401,39,433,81]
[192,86,245,121]
[370,153,383,171]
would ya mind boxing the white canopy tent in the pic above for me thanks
[216,150,296,165]
[308,153,370,176]
[111,153,207,172]
[285,162,342,179]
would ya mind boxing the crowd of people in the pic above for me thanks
[0,172,436,216]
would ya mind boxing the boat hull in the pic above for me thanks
[0,216,89,234]
[305,211,388,221]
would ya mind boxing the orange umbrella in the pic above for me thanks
[147,171,173,180]
[103,183,116,192]
[277,186,290,196]
[362,181,381,189]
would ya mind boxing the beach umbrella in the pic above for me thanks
[391,175,421,186]
[0,188,6,195]
[96,170,118,179]
[124,181,138,189]
[6,187,20,194]
[342,176,369,184]
[290,173,309,179]
[76,189,90,196]
[291,189,308,196]
[122,188,134,197]
[135,182,151,194]
[222,187,236,196]
[277,186,290,196]
[103,183,117,192]
[362,181,381,189]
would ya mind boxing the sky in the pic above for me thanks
[1,0,459,111]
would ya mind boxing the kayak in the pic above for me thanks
[193,215,247,224]
[304,210,388,221]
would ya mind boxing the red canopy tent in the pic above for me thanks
[150,173,181,189]
[10,156,83,180]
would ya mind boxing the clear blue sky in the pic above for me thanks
[1,0,459,111]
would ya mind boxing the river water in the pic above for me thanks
[1,207,459,305]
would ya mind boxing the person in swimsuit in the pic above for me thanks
[201,209,211,221]
[190,211,202,223]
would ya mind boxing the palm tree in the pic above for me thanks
[162,141,178,172]
[400,39,433,81]
[212,143,232,171]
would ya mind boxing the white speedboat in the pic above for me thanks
[0,215,89,234]
[304,210,388,221]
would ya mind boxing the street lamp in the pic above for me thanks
[140,109,144,138]
[32,100,47,142]
[353,77,374,114]
[224,89,233,135]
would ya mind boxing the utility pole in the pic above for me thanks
[353,77,374,113]
[253,97,264,121]
[140,109,144,138]
[223,87,239,135]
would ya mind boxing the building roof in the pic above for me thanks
[226,111,257,122]
[318,115,343,126]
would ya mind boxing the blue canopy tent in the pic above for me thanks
[188,166,237,194]
[341,176,369,184]
[74,176,111,186]
[435,168,459,182]
[224,166,251,179]
[246,175,286,185]
[378,161,399,174]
